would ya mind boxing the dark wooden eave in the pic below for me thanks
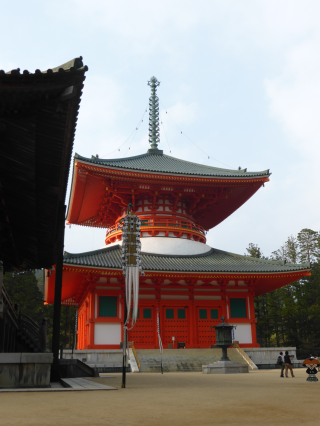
[0,57,88,271]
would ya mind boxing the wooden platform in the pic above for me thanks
[0,377,117,392]
[61,377,116,390]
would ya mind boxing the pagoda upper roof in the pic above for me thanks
[67,150,270,230]
[75,151,270,179]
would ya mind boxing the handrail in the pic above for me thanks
[1,282,45,352]
[19,313,41,333]
[106,218,206,239]
[2,285,18,320]
[1,284,19,328]
[233,341,258,370]
[129,342,141,370]
[19,313,41,349]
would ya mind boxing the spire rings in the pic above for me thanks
[147,76,160,150]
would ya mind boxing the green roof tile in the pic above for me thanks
[63,245,309,273]
[75,152,270,178]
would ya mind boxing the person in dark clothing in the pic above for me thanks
[284,350,294,378]
[278,351,285,377]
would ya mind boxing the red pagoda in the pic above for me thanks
[44,77,310,350]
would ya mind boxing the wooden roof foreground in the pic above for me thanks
[0,57,88,271]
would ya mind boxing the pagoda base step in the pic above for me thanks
[202,360,249,374]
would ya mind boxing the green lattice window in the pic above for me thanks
[230,298,247,318]
[166,309,174,319]
[99,296,117,317]
[210,309,218,319]
[199,309,207,319]
[178,309,185,319]
[143,308,152,319]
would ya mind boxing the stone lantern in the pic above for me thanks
[213,316,234,362]
[202,316,249,374]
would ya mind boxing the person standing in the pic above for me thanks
[278,351,285,378]
[284,350,295,378]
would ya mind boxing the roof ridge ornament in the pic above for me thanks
[147,76,163,155]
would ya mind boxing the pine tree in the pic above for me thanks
[245,243,270,346]
[297,229,319,264]
[3,271,44,322]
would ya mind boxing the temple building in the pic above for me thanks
[44,77,310,350]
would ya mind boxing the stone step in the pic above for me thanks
[136,348,247,372]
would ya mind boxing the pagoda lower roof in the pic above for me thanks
[75,151,270,178]
[63,244,309,274]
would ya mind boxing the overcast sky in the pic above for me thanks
[2,0,319,258]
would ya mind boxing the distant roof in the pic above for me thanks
[75,151,270,178]
[64,244,309,274]
[0,57,88,271]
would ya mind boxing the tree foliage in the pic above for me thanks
[4,271,44,322]
[247,228,320,358]
[3,270,76,351]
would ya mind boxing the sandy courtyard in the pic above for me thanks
[0,369,319,426]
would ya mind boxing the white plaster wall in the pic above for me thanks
[94,323,121,345]
[194,296,221,300]
[233,324,252,344]
[104,237,211,255]
[243,347,298,364]
[161,295,189,300]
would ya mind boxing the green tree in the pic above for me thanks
[245,243,271,346]
[245,243,264,259]
[297,229,319,264]
[3,271,45,322]
[246,229,320,357]
[2,270,77,351]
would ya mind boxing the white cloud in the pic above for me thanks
[77,75,124,129]
[264,36,320,156]
[162,102,198,126]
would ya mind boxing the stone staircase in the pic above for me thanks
[136,349,248,372]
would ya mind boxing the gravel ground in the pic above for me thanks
[0,369,319,426]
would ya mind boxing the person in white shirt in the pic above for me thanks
[279,352,285,377]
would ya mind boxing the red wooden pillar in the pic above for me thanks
[80,314,83,349]
[186,304,191,348]
[160,302,165,348]
[155,290,161,349]
[88,291,95,348]
[249,291,258,347]
[191,301,197,348]
[85,299,90,348]
[152,304,157,348]
[251,321,258,347]
[221,281,228,320]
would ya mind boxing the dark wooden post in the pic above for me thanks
[0,261,3,352]
[0,261,3,300]
[51,205,66,381]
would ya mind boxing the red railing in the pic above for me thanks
[105,218,206,244]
